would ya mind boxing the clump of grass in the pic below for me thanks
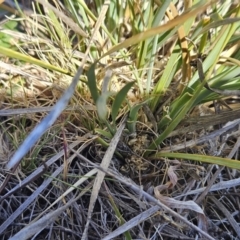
[0,0,240,239]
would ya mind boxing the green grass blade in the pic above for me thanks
[146,82,205,155]
[136,3,153,71]
[99,1,213,60]
[111,81,135,123]
[107,189,132,240]
[154,152,240,170]
[47,8,72,49]
[150,44,181,111]
[0,46,69,74]
[96,92,113,120]
[95,129,112,139]
[87,63,99,103]
[158,92,193,129]
[189,9,240,87]
[127,100,150,133]
[64,0,86,28]
[146,6,240,153]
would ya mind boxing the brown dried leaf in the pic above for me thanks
[167,164,180,187]
[154,183,204,213]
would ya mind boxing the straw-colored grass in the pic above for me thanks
[0,0,240,239]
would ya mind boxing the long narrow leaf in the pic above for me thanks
[111,81,135,123]
[96,92,113,120]
[127,100,150,133]
[6,66,83,170]
[87,63,99,103]
[0,46,69,74]
[99,1,215,60]
[154,152,240,170]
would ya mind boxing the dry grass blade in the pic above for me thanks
[5,0,102,171]
[167,2,190,93]
[5,65,83,170]
[82,115,127,239]
[1,1,240,239]
[209,196,240,238]
[0,140,81,202]
[33,168,98,223]
[0,148,80,234]
[0,60,41,79]
[175,177,240,199]
[161,118,240,152]
[0,105,96,116]
[8,181,93,240]
[154,186,204,214]
[195,166,224,205]
[195,142,240,205]
[0,28,91,61]
[101,168,215,240]
[100,0,216,59]
[102,205,161,240]
[35,0,87,37]
[64,148,212,239]
[60,150,216,239]
[168,108,240,138]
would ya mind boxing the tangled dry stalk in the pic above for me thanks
[0,0,240,239]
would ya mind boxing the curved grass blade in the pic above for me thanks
[127,99,150,133]
[95,129,112,139]
[105,184,132,240]
[111,81,135,124]
[157,92,193,130]
[146,7,240,152]
[82,116,127,239]
[146,80,206,155]
[150,45,181,111]
[87,63,99,103]
[35,0,87,37]
[0,46,69,74]
[192,17,240,40]
[154,152,240,170]
[99,1,215,60]
[96,92,113,120]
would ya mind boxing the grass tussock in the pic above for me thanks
[0,0,240,239]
